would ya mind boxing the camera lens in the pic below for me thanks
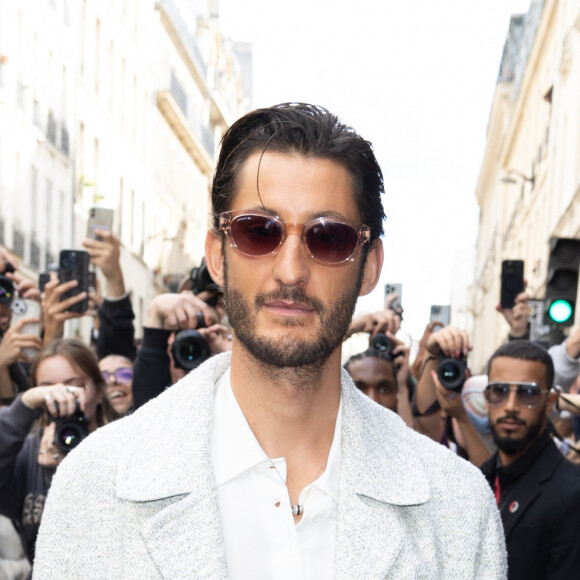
[0,276,15,305]
[54,403,90,453]
[437,357,467,391]
[172,330,211,371]
[370,334,392,355]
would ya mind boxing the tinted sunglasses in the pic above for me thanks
[218,210,371,266]
[101,367,133,384]
[484,381,549,408]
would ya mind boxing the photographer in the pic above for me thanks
[413,326,472,445]
[344,332,413,427]
[346,292,402,339]
[0,339,116,564]
[82,230,136,362]
[0,250,43,402]
[132,261,228,409]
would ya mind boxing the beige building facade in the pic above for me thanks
[0,0,249,337]
[471,0,580,373]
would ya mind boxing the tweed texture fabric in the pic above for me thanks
[33,352,506,579]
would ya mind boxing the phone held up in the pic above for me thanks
[58,250,90,313]
[385,283,403,312]
[87,207,114,241]
[500,259,525,309]
[10,299,41,359]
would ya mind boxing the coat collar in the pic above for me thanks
[115,353,431,578]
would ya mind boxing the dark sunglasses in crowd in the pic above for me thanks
[218,210,371,266]
[484,381,550,409]
[101,367,133,384]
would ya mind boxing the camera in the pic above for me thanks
[172,329,211,371]
[0,275,15,305]
[369,333,393,357]
[437,355,467,391]
[53,401,90,453]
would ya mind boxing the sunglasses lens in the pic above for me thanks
[487,384,509,405]
[306,221,359,263]
[230,215,282,256]
[519,385,541,406]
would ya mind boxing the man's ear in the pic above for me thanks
[545,390,558,417]
[359,239,384,297]
[205,229,225,287]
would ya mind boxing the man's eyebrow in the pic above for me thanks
[243,206,354,221]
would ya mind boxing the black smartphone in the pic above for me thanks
[38,272,51,293]
[500,260,525,309]
[58,250,90,313]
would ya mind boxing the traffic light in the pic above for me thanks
[543,237,580,326]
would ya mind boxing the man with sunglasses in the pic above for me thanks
[480,340,580,580]
[35,104,505,578]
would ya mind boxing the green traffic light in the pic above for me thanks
[548,299,573,323]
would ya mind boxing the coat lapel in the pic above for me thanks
[500,439,562,540]
[334,373,430,578]
[115,353,232,579]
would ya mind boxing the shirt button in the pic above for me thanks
[312,513,322,523]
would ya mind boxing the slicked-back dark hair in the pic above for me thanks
[211,103,386,241]
[487,340,554,388]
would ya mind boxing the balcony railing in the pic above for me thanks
[61,126,70,156]
[30,240,41,270]
[13,229,25,258]
[157,0,208,80]
[47,113,57,145]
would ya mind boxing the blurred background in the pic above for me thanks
[1,0,579,372]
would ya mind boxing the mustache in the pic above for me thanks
[255,287,324,316]
[496,415,526,426]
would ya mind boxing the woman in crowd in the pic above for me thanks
[0,339,117,565]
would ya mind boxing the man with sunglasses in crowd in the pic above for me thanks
[35,103,505,578]
[480,340,580,580]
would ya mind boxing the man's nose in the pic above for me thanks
[503,389,520,413]
[272,232,310,287]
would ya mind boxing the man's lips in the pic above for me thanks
[264,300,315,315]
[497,418,525,431]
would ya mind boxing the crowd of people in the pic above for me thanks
[0,102,579,578]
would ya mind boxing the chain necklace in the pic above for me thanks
[268,457,327,516]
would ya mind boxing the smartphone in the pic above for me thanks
[385,283,403,311]
[38,272,51,293]
[430,305,450,327]
[11,299,41,359]
[87,207,114,241]
[500,260,525,309]
[58,250,90,313]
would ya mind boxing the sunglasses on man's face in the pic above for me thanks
[218,210,371,266]
[484,381,549,408]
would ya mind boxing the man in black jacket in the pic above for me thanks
[480,340,580,580]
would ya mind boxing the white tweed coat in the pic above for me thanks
[33,352,506,579]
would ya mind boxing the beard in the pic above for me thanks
[223,258,363,369]
[490,411,545,456]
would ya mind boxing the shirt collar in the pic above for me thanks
[211,368,342,496]
[212,368,269,486]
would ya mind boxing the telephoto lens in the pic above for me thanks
[172,329,211,371]
[0,275,15,305]
[437,356,467,391]
[369,333,393,356]
[53,401,90,453]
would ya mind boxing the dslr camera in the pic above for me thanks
[0,261,16,305]
[53,400,90,453]
[437,355,467,392]
[369,333,393,357]
[172,329,212,371]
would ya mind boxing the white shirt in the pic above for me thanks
[211,369,342,580]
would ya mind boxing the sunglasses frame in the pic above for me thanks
[218,209,371,266]
[484,381,550,409]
